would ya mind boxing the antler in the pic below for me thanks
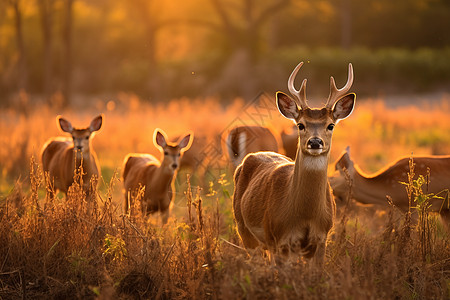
[325,63,354,109]
[288,62,308,109]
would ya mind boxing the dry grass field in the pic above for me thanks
[1,93,450,299]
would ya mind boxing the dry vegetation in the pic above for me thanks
[1,93,450,299]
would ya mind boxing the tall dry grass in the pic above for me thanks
[1,156,449,299]
[1,93,450,298]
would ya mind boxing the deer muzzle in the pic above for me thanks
[307,138,323,150]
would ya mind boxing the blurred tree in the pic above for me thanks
[208,0,289,59]
[8,0,28,92]
[337,0,352,49]
[0,0,450,103]
[351,0,450,48]
[124,0,185,99]
[38,0,55,100]
[62,0,73,106]
[190,0,290,99]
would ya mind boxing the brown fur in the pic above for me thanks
[232,62,356,264]
[41,115,103,198]
[123,129,193,224]
[280,125,298,160]
[330,148,450,227]
[234,152,335,259]
[226,125,279,168]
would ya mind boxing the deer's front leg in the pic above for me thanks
[312,241,326,268]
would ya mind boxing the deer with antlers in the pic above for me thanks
[233,62,356,264]
[330,147,450,227]
[41,115,103,199]
[122,129,193,224]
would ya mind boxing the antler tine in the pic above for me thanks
[288,62,308,109]
[325,63,354,108]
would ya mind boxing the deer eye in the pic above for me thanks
[297,123,305,130]
[85,136,89,140]
[327,123,335,131]
[178,153,181,157]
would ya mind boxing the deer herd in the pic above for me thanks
[40,61,450,265]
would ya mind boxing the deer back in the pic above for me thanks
[226,125,279,167]
[123,154,160,195]
[331,148,450,213]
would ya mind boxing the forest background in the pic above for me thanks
[1,0,450,106]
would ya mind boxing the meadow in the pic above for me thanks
[1,93,450,299]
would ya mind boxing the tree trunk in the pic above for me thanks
[12,0,28,92]
[62,0,74,107]
[38,0,54,100]
[339,0,352,49]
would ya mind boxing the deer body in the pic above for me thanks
[233,62,356,263]
[280,125,298,160]
[42,115,103,196]
[234,151,334,259]
[330,148,450,225]
[226,125,279,168]
[123,129,193,224]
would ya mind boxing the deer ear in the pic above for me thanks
[154,129,167,149]
[334,147,355,178]
[178,133,193,151]
[89,114,103,132]
[276,92,300,120]
[332,93,355,121]
[58,116,73,133]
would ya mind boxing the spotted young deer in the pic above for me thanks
[330,147,450,227]
[233,62,356,264]
[41,115,103,198]
[123,129,193,224]
[226,125,279,168]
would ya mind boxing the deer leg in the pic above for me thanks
[439,209,450,231]
[235,222,260,249]
[312,242,326,268]
[124,191,130,215]
[161,208,169,225]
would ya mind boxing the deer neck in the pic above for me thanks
[289,150,329,217]
[152,164,175,192]
[73,148,92,169]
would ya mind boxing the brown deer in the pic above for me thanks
[330,147,450,227]
[123,128,193,224]
[226,125,279,168]
[280,124,298,160]
[41,115,103,198]
[233,62,356,264]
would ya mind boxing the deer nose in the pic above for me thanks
[307,138,323,149]
[172,163,178,169]
[75,146,83,150]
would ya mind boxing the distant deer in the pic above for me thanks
[233,62,356,265]
[226,125,279,168]
[330,147,450,227]
[123,129,193,224]
[41,115,103,198]
[280,124,298,160]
